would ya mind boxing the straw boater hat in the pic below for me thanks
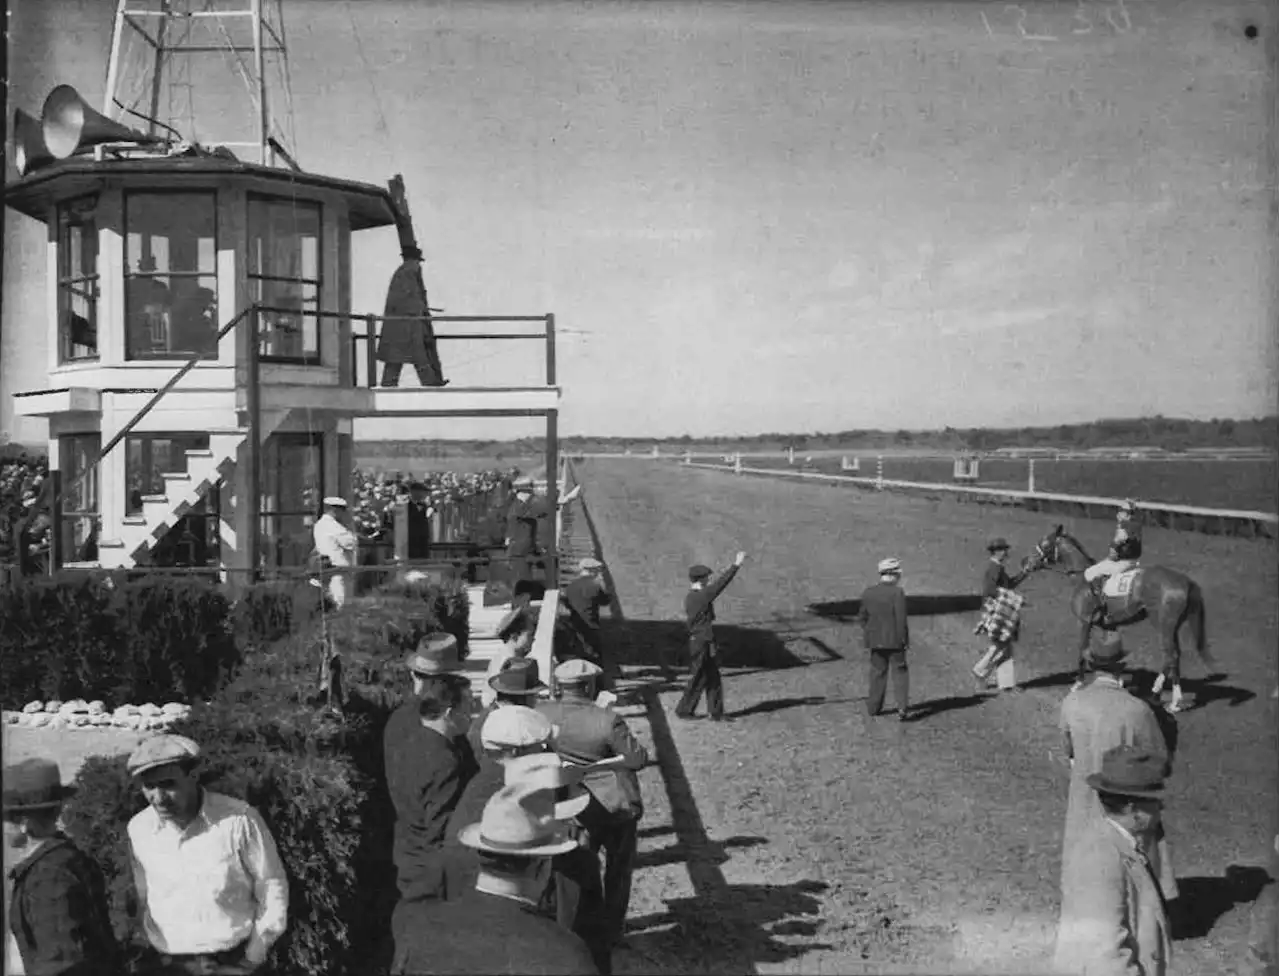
[502,753,592,820]
[877,557,901,576]
[404,633,462,676]
[3,759,73,812]
[322,496,348,508]
[1086,745,1166,800]
[480,705,552,752]
[127,734,202,778]
[457,783,579,857]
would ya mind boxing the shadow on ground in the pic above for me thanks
[616,879,834,975]
[807,594,984,620]
[602,618,842,679]
[1173,866,1275,941]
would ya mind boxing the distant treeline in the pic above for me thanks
[354,416,1278,459]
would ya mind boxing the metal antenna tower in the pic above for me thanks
[101,0,294,168]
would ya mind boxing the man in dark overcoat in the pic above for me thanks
[376,246,447,388]
[856,557,911,721]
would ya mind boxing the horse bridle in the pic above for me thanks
[1031,537,1077,577]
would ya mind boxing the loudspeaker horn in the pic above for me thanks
[13,108,55,176]
[41,85,164,159]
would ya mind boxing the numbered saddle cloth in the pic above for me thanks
[1101,567,1140,599]
[975,587,1025,643]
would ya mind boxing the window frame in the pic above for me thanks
[247,193,324,366]
[122,189,221,362]
[261,431,325,569]
[124,432,213,516]
[57,433,101,562]
[56,195,101,364]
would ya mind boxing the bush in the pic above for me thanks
[0,572,241,710]
[61,573,468,976]
[232,578,326,647]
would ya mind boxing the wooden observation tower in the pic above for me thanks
[6,0,561,587]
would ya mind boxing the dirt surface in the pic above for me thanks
[582,458,1278,975]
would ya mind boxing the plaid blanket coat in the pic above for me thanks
[975,587,1025,644]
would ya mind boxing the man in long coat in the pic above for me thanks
[376,246,447,388]
[1058,632,1178,908]
[1055,746,1173,976]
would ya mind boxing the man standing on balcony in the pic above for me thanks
[504,479,581,586]
[313,496,357,609]
[377,245,448,389]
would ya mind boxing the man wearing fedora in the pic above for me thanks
[4,757,119,976]
[383,633,479,933]
[972,536,1031,694]
[857,557,912,722]
[392,782,599,975]
[541,658,649,969]
[503,478,582,586]
[1060,632,1179,906]
[675,551,747,722]
[1054,745,1173,975]
[312,495,358,609]
[125,735,288,975]
[468,658,549,757]
[376,245,448,389]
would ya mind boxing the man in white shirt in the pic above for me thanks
[312,496,357,609]
[126,735,289,975]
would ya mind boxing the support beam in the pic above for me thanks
[546,408,559,588]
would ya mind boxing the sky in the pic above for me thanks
[1,0,1276,442]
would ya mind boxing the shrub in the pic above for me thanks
[232,578,326,647]
[61,573,468,976]
[0,572,240,710]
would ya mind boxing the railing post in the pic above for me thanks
[245,306,263,584]
[1028,458,1037,493]
[546,408,559,587]
[366,314,378,388]
[393,496,408,563]
[545,313,557,387]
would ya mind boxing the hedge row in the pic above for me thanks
[55,572,470,976]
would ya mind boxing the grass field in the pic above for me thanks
[689,454,1279,513]
[353,452,542,475]
[579,458,1278,975]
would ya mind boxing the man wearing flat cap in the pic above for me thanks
[1054,745,1173,975]
[125,734,289,975]
[541,658,649,971]
[972,536,1031,694]
[377,245,448,389]
[312,495,357,608]
[675,551,747,722]
[4,757,119,976]
[857,557,912,721]
[391,783,598,975]
[562,557,614,686]
[383,633,479,938]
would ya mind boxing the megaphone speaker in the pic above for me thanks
[41,85,161,159]
[13,108,55,176]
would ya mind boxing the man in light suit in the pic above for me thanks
[1055,745,1173,976]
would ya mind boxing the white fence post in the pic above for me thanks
[683,450,692,466]
[787,446,795,465]
[734,453,743,474]
[651,445,659,458]
[876,456,885,490]
[1028,458,1037,493]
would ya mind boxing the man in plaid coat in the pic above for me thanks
[972,537,1030,693]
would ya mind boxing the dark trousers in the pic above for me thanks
[867,648,908,715]
[676,639,723,719]
[380,361,443,388]
[585,813,639,950]
[551,846,611,974]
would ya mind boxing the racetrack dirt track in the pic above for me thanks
[582,458,1279,975]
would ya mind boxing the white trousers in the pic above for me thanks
[974,643,1017,690]
[327,572,349,609]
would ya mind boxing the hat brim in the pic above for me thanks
[987,544,1010,552]
[2,787,74,813]
[456,823,579,857]
[1085,773,1164,799]
[556,789,591,820]
[488,676,549,694]
[128,756,198,778]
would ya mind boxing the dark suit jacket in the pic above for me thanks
[856,580,909,651]
[7,835,120,976]
[538,697,648,819]
[392,889,598,975]
[981,559,1027,599]
[685,565,739,645]
[505,498,550,556]
[384,703,479,901]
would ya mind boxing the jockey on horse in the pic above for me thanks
[1082,499,1143,626]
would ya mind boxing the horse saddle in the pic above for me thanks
[1101,568,1144,623]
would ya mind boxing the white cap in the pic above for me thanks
[877,557,901,575]
[322,496,348,508]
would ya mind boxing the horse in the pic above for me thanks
[1026,524,1220,713]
